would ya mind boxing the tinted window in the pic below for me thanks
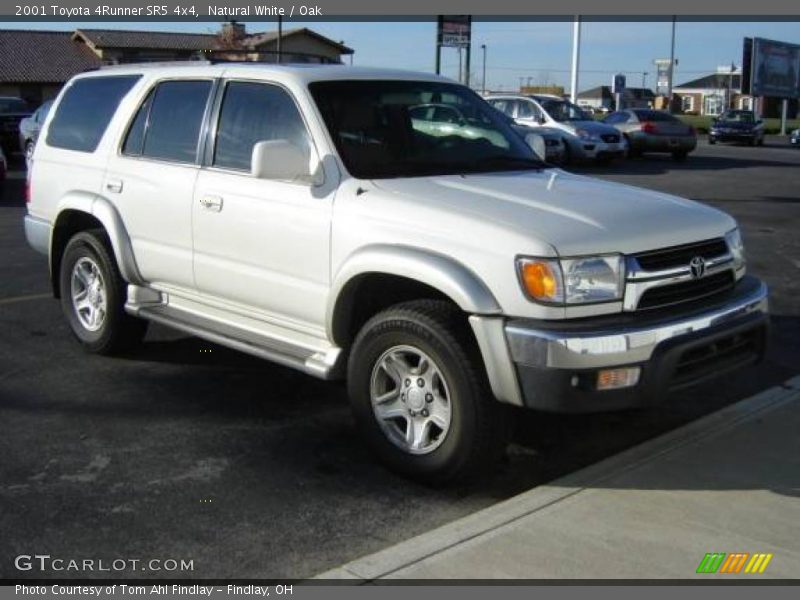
[310,80,544,179]
[35,100,53,123]
[604,112,629,124]
[122,90,153,156]
[214,82,309,171]
[141,80,211,163]
[487,99,513,117]
[516,100,535,119]
[0,98,29,113]
[47,76,140,152]
[633,110,679,122]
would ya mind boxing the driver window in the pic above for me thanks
[213,81,311,172]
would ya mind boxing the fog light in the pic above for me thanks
[596,367,641,391]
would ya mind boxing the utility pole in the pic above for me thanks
[458,47,463,84]
[642,71,648,88]
[570,15,581,103]
[481,44,487,94]
[666,16,676,112]
[276,15,282,64]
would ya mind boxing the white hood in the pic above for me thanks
[372,169,735,257]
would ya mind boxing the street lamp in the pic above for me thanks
[481,44,487,95]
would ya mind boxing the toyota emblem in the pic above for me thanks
[689,256,706,278]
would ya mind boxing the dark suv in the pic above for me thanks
[0,96,32,154]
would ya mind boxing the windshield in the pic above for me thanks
[539,99,592,122]
[309,80,547,179]
[0,98,28,113]
[719,111,754,123]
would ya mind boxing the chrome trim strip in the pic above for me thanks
[623,261,735,312]
[506,279,768,370]
[626,253,733,281]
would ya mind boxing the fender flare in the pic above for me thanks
[326,244,502,344]
[52,192,143,286]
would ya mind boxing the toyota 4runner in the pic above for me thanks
[24,64,768,483]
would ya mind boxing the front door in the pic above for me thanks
[192,80,333,330]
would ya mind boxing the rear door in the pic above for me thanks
[104,79,214,290]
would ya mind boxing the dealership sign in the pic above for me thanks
[438,15,471,48]
[743,37,800,98]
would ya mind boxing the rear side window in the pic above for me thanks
[213,81,309,171]
[123,80,212,163]
[46,75,140,153]
[635,110,678,123]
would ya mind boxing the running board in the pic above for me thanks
[128,302,341,380]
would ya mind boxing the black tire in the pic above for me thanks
[562,140,573,166]
[59,229,148,355]
[671,150,688,161]
[708,137,716,145]
[347,300,510,485]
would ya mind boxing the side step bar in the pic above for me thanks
[128,302,342,380]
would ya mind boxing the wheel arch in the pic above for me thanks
[50,193,142,297]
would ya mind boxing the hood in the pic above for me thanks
[561,120,618,135]
[372,169,735,256]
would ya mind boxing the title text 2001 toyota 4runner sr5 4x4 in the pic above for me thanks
[25,65,768,483]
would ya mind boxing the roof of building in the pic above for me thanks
[72,27,353,54]
[675,73,742,90]
[0,29,102,83]
[578,85,655,100]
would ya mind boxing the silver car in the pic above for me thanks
[487,94,626,165]
[604,108,697,160]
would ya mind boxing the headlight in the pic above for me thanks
[517,255,625,305]
[575,128,600,142]
[725,228,746,275]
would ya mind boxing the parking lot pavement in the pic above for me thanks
[1,140,799,579]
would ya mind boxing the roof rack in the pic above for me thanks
[98,60,213,69]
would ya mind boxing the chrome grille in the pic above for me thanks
[636,271,735,310]
[633,238,728,271]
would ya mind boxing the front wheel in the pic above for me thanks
[709,137,716,145]
[59,230,148,355]
[347,300,510,484]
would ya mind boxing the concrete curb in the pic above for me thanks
[315,374,800,580]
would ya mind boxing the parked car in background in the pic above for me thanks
[19,99,53,167]
[603,109,697,161]
[493,110,566,164]
[0,96,32,155]
[487,94,626,165]
[708,110,765,146]
[790,128,799,147]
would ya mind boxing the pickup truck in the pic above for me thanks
[24,64,769,483]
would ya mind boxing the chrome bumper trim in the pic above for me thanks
[505,278,768,370]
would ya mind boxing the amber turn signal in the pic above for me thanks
[519,259,561,302]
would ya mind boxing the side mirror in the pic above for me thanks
[524,133,546,161]
[251,139,314,183]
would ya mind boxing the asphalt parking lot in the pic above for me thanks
[1,138,799,580]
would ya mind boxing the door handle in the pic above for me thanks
[200,195,223,212]
[105,179,123,194]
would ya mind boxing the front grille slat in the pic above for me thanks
[637,271,735,310]
[671,330,760,387]
[600,133,620,143]
[634,238,728,271]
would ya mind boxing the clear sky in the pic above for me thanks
[4,19,799,91]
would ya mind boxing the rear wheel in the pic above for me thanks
[708,137,716,145]
[347,300,510,484]
[24,140,35,169]
[59,230,148,355]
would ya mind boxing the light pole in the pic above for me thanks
[666,16,676,112]
[570,15,581,103]
[481,44,487,95]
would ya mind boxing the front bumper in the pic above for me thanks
[710,130,758,142]
[570,138,626,160]
[503,276,768,413]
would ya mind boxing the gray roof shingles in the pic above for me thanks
[0,30,102,83]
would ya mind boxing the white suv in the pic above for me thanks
[25,64,768,483]
[487,94,627,164]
